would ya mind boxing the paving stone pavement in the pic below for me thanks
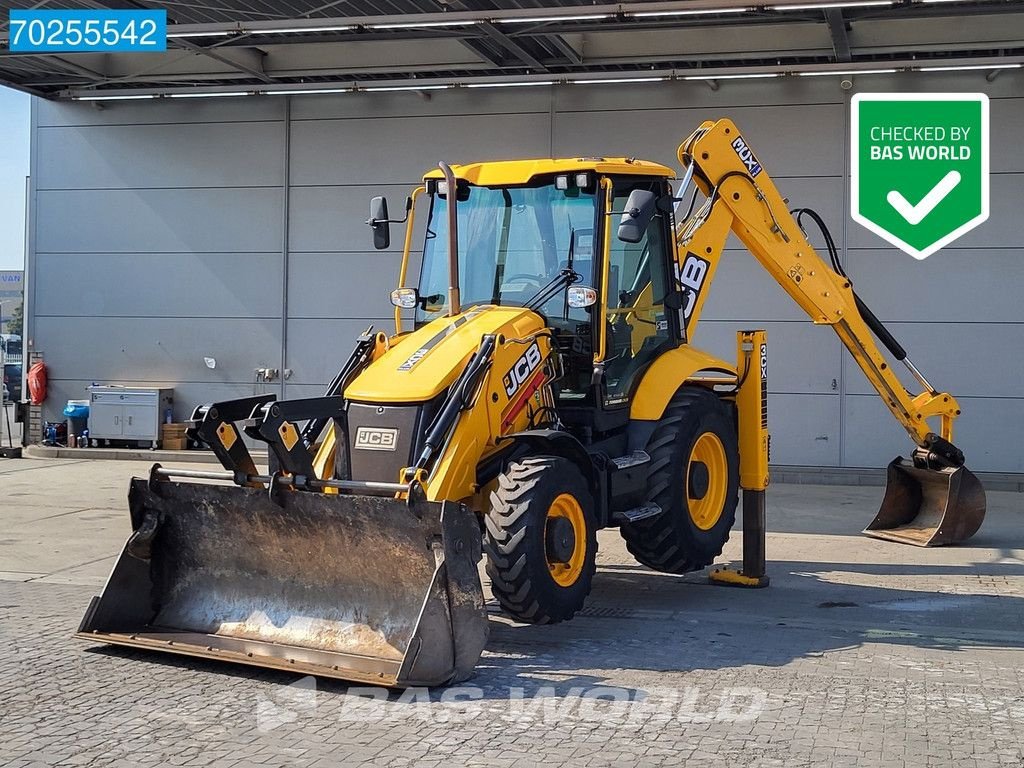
[1,458,1024,767]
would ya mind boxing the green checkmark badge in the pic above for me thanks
[851,93,989,260]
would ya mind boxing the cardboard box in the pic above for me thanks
[161,423,188,451]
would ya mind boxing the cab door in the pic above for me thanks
[599,176,680,408]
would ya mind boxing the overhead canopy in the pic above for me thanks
[0,0,1022,99]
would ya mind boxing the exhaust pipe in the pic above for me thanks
[439,161,461,316]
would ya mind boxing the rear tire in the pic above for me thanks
[484,456,597,624]
[620,387,739,574]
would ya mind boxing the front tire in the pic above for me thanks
[484,456,597,624]
[620,387,739,574]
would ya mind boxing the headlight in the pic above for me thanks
[390,288,419,309]
[567,285,598,309]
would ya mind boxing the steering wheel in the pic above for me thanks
[502,273,545,288]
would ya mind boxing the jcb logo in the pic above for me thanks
[675,252,710,323]
[354,427,399,451]
[503,342,542,398]
[731,135,763,177]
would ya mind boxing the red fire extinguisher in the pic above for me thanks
[28,361,47,406]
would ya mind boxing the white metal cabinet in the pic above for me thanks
[88,387,173,447]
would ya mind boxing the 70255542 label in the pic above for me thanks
[8,10,167,53]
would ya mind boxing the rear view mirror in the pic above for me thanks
[368,196,390,250]
[617,189,657,244]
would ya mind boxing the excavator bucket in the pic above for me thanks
[77,477,488,687]
[863,457,986,547]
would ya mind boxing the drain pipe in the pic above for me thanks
[438,161,461,316]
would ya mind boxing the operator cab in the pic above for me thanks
[374,157,683,436]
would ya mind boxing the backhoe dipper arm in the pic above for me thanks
[675,119,963,466]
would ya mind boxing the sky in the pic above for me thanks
[0,87,30,272]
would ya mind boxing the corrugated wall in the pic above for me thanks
[28,74,1024,472]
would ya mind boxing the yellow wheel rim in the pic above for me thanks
[545,493,587,587]
[687,432,728,531]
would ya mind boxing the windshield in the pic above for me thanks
[415,182,598,325]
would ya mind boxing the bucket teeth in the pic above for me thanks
[863,457,986,547]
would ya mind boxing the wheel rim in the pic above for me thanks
[687,432,728,530]
[545,493,587,587]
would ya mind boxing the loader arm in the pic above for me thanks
[675,119,962,461]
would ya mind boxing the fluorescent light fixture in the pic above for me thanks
[169,24,355,37]
[630,7,750,17]
[74,94,159,101]
[167,30,233,38]
[249,25,355,34]
[684,72,780,80]
[368,20,473,29]
[168,91,250,98]
[268,88,354,95]
[569,76,668,84]
[363,84,454,92]
[465,80,555,88]
[497,14,611,23]
[799,68,897,76]
[772,0,892,8]
[918,63,1023,71]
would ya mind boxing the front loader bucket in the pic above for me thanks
[77,477,488,687]
[863,457,986,547]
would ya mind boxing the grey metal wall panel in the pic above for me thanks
[845,248,1024,323]
[35,97,283,127]
[36,122,284,190]
[842,393,1024,473]
[700,250,811,322]
[288,184,414,253]
[991,98,1024,173]
[552,78,843,114]
[553,103,845,177]
[33,252,282,319]
[289,113,552,185]
[842,322,1024,399]
[33,316,281,384]
[692,321,841,395]
[290,88,553,121]
[287,252,397,320]
[766,393,842,466]
[35,188,283,252]
[285,318,392,386]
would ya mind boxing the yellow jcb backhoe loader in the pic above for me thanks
[78,118,985,687]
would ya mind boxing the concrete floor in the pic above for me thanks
[1,456,1023,767]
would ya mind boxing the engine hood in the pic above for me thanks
[345,306,546,404]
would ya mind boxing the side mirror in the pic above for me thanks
[617,189,657,244]
[369,196,390,250]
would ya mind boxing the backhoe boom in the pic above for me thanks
[676,119,960,459]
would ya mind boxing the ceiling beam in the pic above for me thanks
[546,34,584,66]
[825,9,852,63]
[477,23,548,71]
[173,38,274,83]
